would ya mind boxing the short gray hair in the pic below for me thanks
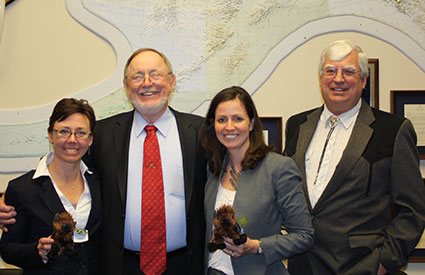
[319,40,368,79]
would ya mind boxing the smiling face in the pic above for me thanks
[48,113,93,165]
[123,50,176,123]
[214,98,253,156]
[319,50,367,115]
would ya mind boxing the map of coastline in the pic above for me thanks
[1,0,425,172]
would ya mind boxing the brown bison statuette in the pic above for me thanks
[47,212,78,261]
[208,204,247,252]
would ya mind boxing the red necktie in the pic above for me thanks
[140,125,166,275]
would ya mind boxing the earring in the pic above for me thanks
[250,119,254,131]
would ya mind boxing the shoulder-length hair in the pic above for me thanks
[199,86,272,176]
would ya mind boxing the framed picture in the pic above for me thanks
[409,178,425,262]
[409,238,425,262]
[362,59,379,109]
[409,251,425,262]
[260,117,282,153]
[390,90,425,159]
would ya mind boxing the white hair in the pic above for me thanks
[319,40,369,79]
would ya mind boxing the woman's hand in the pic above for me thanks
[37,237,54,261]
[222,236,261,258]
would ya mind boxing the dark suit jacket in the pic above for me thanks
[0,169,102,275]
[284,101,425,274]
[86,108,207,275]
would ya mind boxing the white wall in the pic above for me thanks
[0,0,115,109]
[253,32,425,124]
[1,0,424,273]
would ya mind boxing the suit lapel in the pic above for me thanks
[313,101,375,212]
[112,111,134,205]
[85,172,102,234]
[205,173,221,222]
[38,177,66,217]
[295,107,322,209]
[204,170,221,243]
[172,108,197,213]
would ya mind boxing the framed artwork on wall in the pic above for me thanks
[409,231,425,262]
[391,91,425,262]
[390,90,425,159]
[409,179,425,262]
[409,251,425,263]
[362,59,379,109]
[260,117,282,154]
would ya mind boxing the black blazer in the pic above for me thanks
[0,169,102,275]
[284,101,425,274]
[86,108,207,275]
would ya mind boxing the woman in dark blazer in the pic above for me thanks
[0,98,102,275]
[199,86,314,275]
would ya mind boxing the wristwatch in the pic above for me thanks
[257,240,264,255]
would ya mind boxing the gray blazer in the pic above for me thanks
[204,152,314,275]
[285,100,425,274]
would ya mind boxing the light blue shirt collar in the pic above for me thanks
[133,108,173,139]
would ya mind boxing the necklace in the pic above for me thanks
[228,160,241,190]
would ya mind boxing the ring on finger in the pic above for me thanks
[231,251,235,257]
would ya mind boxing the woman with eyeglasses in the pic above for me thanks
[0,98,102,274]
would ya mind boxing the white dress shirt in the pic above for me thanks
[208,183,236,275]
[305,100,361,208]
[32,151,92,243]
[124,108,186,252]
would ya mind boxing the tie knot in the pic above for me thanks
[329,116,339,128]
[145,125,157,133]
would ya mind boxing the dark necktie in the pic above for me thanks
[140,125,166,275]
[313,116,339,185]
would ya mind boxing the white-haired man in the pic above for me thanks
[284,40,425,274]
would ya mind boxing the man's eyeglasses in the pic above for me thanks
[127,72,172,84]
[322,65,358,78]
[54,128,91,139]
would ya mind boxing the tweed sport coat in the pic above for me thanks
[285,100,425,274]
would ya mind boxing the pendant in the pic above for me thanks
[229,161,240,190]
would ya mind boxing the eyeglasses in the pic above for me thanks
[54,128,92,139]
[322,65,358,78]
[127,71,172,84]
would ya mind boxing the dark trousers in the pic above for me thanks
[123,247,188,275]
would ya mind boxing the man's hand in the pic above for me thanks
[0,195,17,232]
